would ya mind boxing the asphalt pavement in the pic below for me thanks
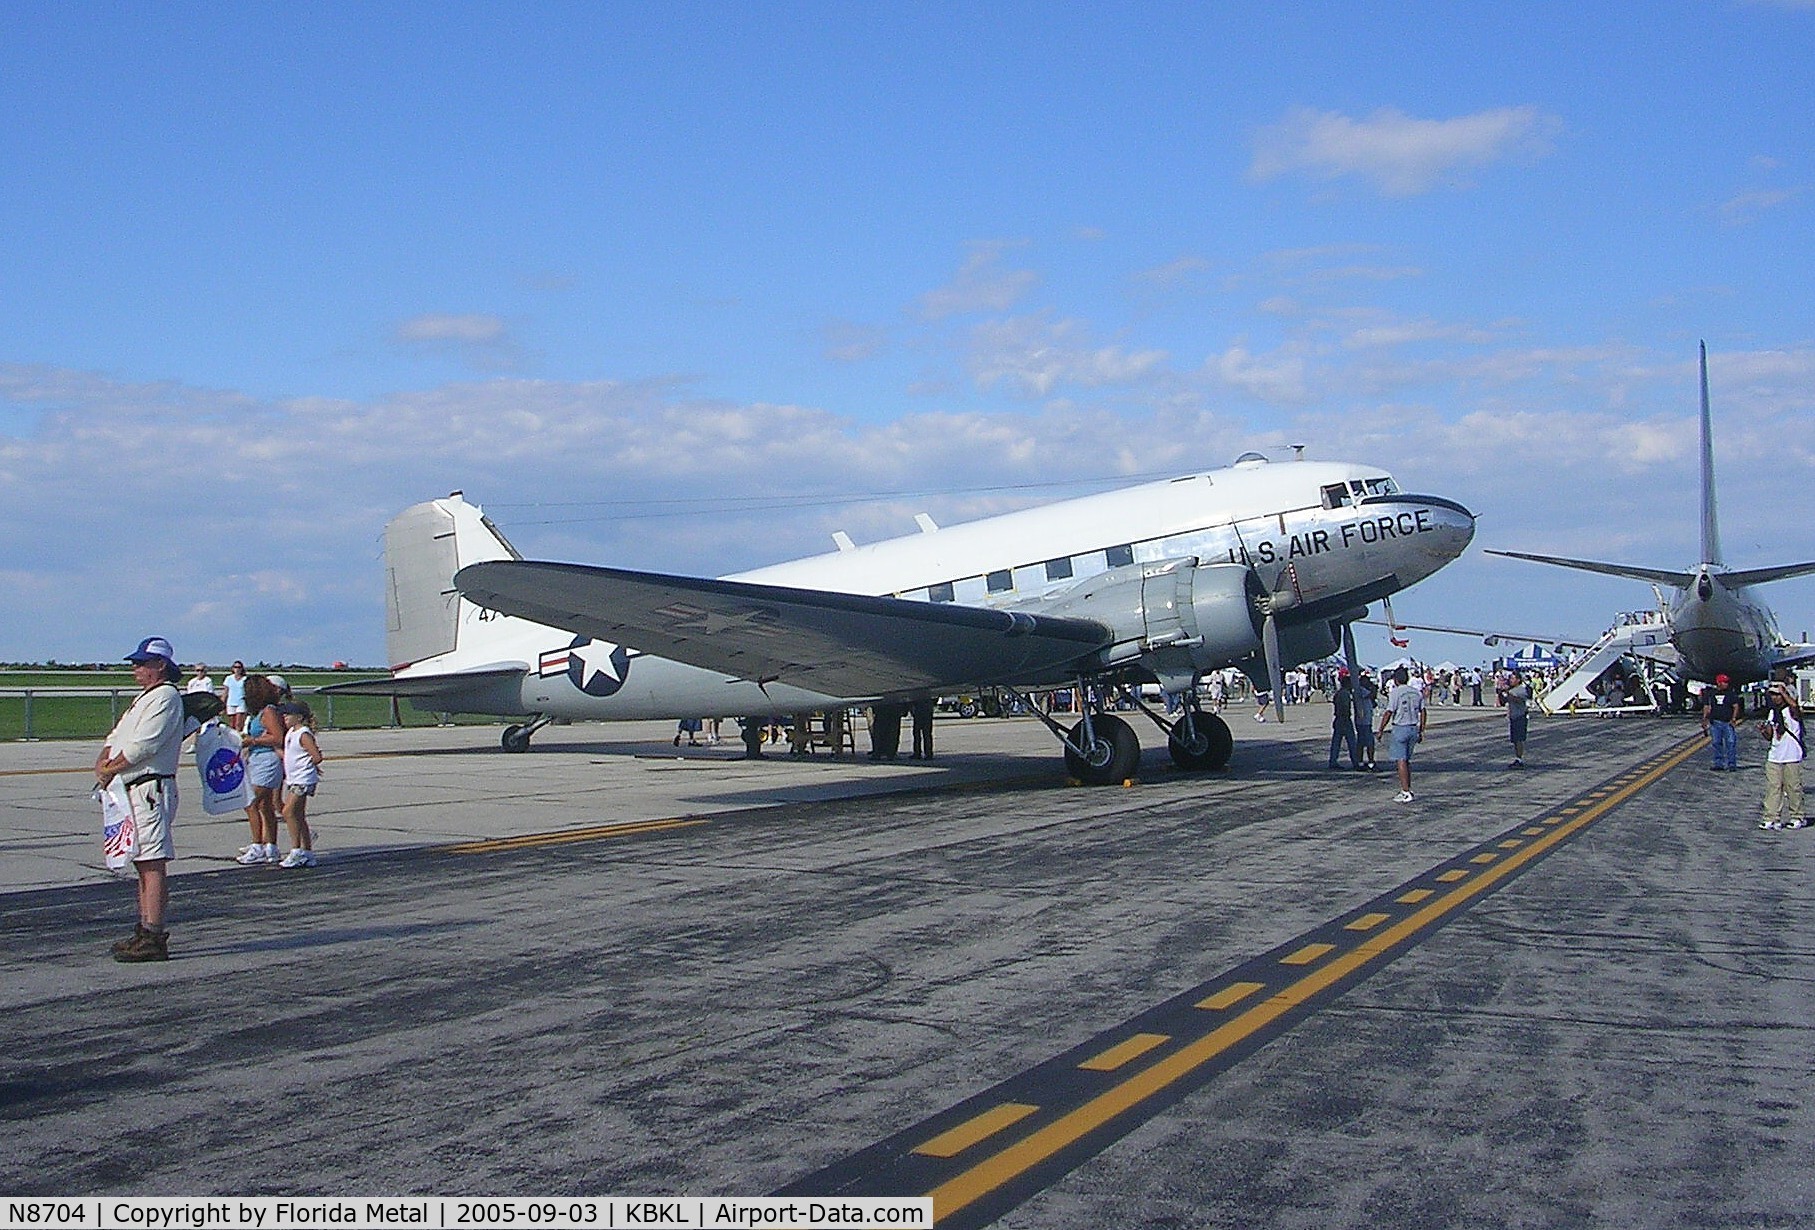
[1,704,1809,1228]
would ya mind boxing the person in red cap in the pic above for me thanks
[1701,673,1744,771]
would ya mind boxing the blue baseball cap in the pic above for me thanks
[126,636,176,665]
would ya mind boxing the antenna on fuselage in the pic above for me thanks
[1699,340,1724,569]
[1290,443,1306,461]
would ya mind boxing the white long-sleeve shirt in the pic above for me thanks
[103,682,185,778]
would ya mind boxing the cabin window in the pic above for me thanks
[1045,557,1074,582]
[986,569,1013,594]
[1321,483,1350,510]
[929,581,954,604]
[1105,543,1135,568]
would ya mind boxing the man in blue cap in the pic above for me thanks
[94,636,186,962]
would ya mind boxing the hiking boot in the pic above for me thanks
[112,927,168,963]
[110,924,149,956]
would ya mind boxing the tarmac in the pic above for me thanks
[1,703,1811,1228]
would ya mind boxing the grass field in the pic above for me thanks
[0,672,506,742]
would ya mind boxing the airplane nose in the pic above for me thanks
[1357,493,1476,582]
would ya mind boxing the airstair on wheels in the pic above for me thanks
[1536,614,1671,715]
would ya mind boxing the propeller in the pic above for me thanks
[1343,620,1360,678]
[1383,594,1410,648]
[1262,610,1285,722]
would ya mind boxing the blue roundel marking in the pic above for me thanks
[565,636,632,697]
[205,747,245,793]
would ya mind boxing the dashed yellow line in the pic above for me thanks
[1281,942,1335,966]
[924,734,1705,1224]
[447,816,707,853]
[1344,912,1391,932]
[1078,1033,1170,1072]
[1195,981,1265,1011]
[914,1103,1039,1158]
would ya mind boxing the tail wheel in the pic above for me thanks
[1169,711,1232,771]
[1064,713,1141,785]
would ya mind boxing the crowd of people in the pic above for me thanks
[95,637,326,963]
[90,632,1803,966]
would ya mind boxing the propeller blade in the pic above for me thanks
[1343,621,1360,677]
[1263,612,1285,723]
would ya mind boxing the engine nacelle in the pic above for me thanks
[1036,558,1264,685]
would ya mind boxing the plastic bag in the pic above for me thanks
[195,721,250,815]
[98,779,138,869]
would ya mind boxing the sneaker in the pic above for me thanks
[1394,790,1414,803]
[1509,758,1524,769]
[112,927,168,963]
[279,848,315,868]
[1759,819,1784,830]
[1785,819,1808,830]
[237,846,272,865]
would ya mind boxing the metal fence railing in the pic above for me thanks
[0,687,499,743]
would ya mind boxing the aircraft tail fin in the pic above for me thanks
[1699,340,1724,569]
[383,492,522,670]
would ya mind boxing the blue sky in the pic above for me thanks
[3,1,1813,668]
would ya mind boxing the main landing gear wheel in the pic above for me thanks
[1064,713,1141,786]
[1168,711,1232,771]
[501,724,533,753]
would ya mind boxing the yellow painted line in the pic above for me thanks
[913,1103,1039,1158]
[926,734,1704,1224]
[1344,913,1391,932]
[1195,982,1265,1011]
[448,817,707,853]
[1281,942,1336,966]
[1078,1033,1170,1073]
[1521,827,1546,837]
[1396,888,1434,905]
[1497,839,1524,849]
[1436,869,1470,883]
[1469,853,1499,865]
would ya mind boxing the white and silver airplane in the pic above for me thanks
[1488,343,1815,684]
[326,454,1475,783]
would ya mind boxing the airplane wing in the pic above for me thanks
[1356,618,1596,652]
[454,560,1114,698]
[1484,549,1693,589]
[1769,643,1815,672]
[318,664,528,700]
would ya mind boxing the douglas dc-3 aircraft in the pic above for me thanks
[325,454,1475,784]
[1488,343,1815,685]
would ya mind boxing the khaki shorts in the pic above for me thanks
[126,776,178,862]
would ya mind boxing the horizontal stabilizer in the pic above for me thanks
[1720,560,1815,589]
[1485,549,1692,589]
[455,560,1113,698]
[317,664,527,700]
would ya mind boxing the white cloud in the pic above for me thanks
[392,313,526,371]
[1716,187,1804,225]
[966,315,1168,397]
[1249,105,1562,196]
[917,242,1039,320]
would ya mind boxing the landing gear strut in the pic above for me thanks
[500,714,554,753]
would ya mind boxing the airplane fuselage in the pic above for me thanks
[396,458,1474,721]
[1666,567,1783,683]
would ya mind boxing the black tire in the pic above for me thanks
[1168,711,1232,771]
[1063,713,1141,785]
[501,725,532,753]
[957,700,978,719]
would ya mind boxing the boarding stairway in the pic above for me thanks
[1536,613,1672,715]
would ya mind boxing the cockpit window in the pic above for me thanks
[1321,483,1350,510]
[1360,476,1398,496]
